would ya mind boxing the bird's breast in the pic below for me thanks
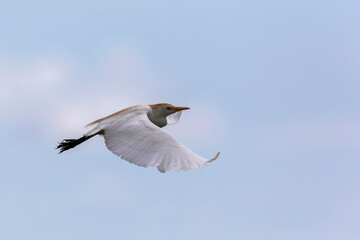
[147,113,167,128]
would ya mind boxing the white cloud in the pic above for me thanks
[0,48,225,153]
[0,57,68,110]
[0,47,156,141]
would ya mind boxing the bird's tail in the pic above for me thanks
[57,132,100,153]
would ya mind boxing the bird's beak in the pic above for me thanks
[173,106,190,112]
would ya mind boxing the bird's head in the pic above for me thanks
[148,103,190,127]
[149,103,190,117]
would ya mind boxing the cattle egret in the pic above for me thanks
[57,103,219,173]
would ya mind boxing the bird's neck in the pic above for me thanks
[147,112,167,128]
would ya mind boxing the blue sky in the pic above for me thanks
[1,1,359,239]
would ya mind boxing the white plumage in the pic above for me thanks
[57,103,219,173]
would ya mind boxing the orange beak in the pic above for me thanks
[173,106,190,112]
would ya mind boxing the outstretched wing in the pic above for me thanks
[94,106,219,172]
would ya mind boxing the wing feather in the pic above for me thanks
[87,104,218,172]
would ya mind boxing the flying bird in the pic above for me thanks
[57,103,219,173]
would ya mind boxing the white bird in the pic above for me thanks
[57,103,219,173]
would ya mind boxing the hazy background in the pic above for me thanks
[1,1,359,239]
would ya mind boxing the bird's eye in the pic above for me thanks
[167,107,171,110]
